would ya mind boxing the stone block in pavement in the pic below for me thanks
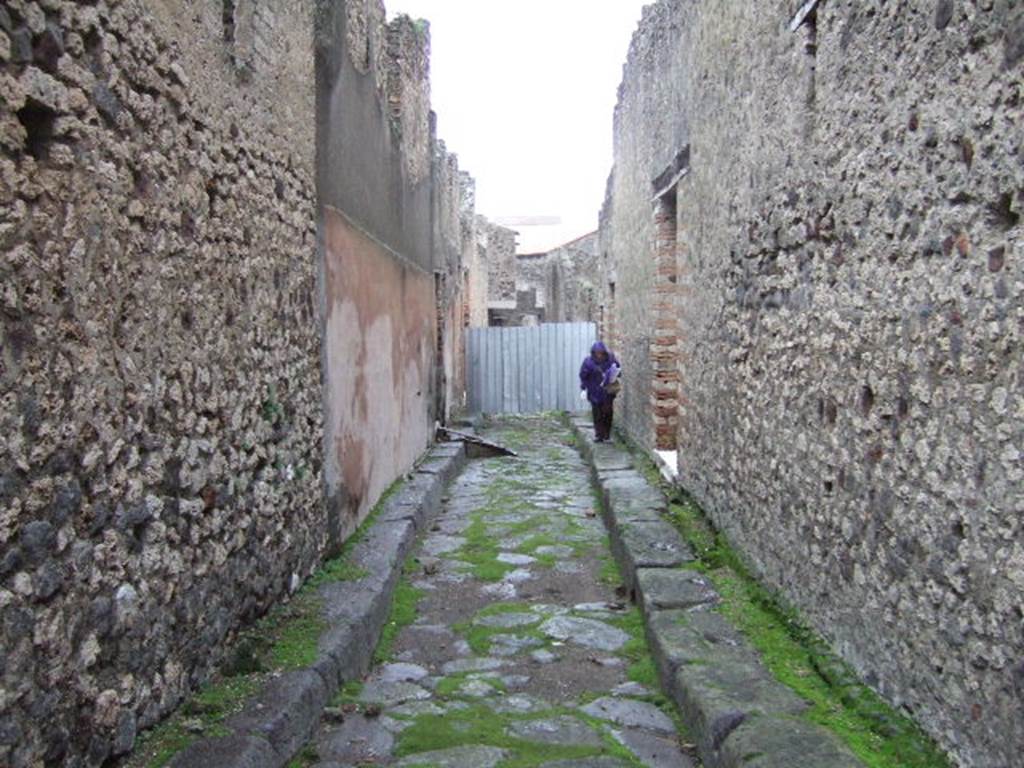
[591,446,634,473]
[167,733,277,768]
[601,475,668,523]
[226,670,329,761]
[635,569,719,612]
[646,609,757,682]
[349,518,417,584]
[611,522,694,592]
[717,716,863,768]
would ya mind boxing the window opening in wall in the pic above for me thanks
[222,0,237,43]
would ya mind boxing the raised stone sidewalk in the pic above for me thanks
[568,415,864,768]
[167,441,467,768]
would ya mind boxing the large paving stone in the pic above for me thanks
[635,569,719,612]
[540,758,633,768]
[717,716,863,768]
[167,733,277,768]
[612,523,694,590]
[592,449,635,473]
[580,697,676,734]
[474,611,539,628]
[358,680,432,707]
[379,662,430,683]
[317,713,395,764]
[672,662,809,759]
[226,670,328,760]
[539,615,630,651]
[613,728,694,768]
[646,609,758,679]
[441,657,506,674]
[396,745,509,767]
[507,715,605,747]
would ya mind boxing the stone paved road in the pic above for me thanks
[303,416,696,768]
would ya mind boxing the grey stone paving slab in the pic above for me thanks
[507,716,605,747]
[612,728,694,768]
[441,657,506,674]
[490,694,551,714]
[396,745,509,768]
[717,716,863,768]
[387,700,447,718]
[497,552,537,565]
[592,449,635,472]
[612,681,652,697]
[378,662,430,683]
[317,713,395,764]
[540,758,633,768]
[539,615,630,651]
[617,522,694,569]
[474,612,539,628]
[226,670,328,761]
[458,678,500,697]
[167,734,277,768]
[490,634,544,654]
[358,680,432,707]
[635,568,719,611]
[420,533,466,556]
[580,697,676,735]
[536,545,575,557]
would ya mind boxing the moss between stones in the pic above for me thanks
[374,558,426,665]
[394,701,642,768]
[453,602,548,655]
[620,441,950,768]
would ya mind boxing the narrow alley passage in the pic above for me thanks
[303,415,694,768]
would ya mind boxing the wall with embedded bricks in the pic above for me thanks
[602,1,1023,765]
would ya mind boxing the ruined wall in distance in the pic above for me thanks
[482,217,518,307]
[604,1,1024,765]
[0,1,322,765]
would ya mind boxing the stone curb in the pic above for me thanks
[568,416,864,768]
[168,441,467,768]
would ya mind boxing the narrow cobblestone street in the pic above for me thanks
[304,415,693,768]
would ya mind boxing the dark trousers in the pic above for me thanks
[592,399,614,440]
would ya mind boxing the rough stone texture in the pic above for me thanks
[601,2,1024,764]
[0,2,323,766]
[1,0,491,764]
[482,218,519,310]
[491,231,600,327]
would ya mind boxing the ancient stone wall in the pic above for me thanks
[547,231,600,324]
[0,1,322,765]
[600,0,688,450]
[482,217,518,306]
[603,1,1023,765]
[317,0,480,539]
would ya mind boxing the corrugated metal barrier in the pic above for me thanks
[466,322,597,415]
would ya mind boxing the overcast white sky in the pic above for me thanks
[386,1,650,252]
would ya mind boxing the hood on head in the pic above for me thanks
[591,341,608,357]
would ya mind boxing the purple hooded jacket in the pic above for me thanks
[579,341,620,405]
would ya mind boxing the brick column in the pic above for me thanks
[651,197,680,450]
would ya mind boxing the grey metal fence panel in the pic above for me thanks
[465,322,596,415]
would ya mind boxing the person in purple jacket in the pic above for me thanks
[579,341,621,443]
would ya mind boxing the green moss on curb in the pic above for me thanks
[374,559,426,665]
[619,439,950,768]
